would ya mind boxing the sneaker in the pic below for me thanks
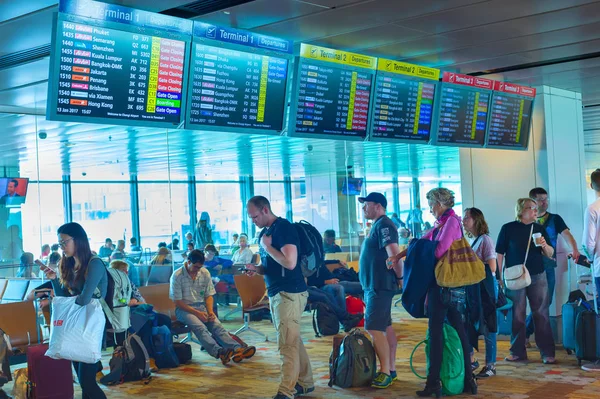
[542,357,556,365]
[232,346,256,363]
[390,370,398,381]
[217,348,234,365]
[471,359,480,371]
[272,393,290,399]
[505,354,527,362]
[371,372,393,389]
[582,360,600,372]
[476,365,496,378]
[294,383,315,396]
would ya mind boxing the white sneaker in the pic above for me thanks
[582,361,600,372]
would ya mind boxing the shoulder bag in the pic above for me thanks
[503,224,533,290]
[434,218,486,288]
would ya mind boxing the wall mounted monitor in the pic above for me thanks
[486,82,536,150]
[433,72,493,148]
[342,178,363,195]
[184,23,293,134]
[47,0,192,128]
[0,178,29,207]
[289,44,377,140]
[370,58,439,143]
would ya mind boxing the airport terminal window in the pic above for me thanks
[20,182,64,257]
[254,182,286,220]
[195,182,243,245]
[398,182,413,225]
[138,182,188,250]
[71,183,132,252]
[291,181,308,222]
[366,182,395,215]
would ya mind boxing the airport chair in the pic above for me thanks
[1,279,30,303]
[0,301,40,351]
[233,274,269,341]
[325,252,349,262]
[0,279,7,300]
[346,261,359,273]
[146,265,174,285]
[24,279,43,299]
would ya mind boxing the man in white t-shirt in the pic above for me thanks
[581,169,600,372]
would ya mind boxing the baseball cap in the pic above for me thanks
[358,192,387,209]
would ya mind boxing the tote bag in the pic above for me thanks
[435,230,486,288]
[46,296,106,364]
[503,225,533,291]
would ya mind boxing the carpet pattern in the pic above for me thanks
[3,301,599,398]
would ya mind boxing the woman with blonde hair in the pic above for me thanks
[416,188,476,397]
[496,198,555,364]
[150,247,172,265]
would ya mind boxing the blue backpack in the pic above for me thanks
[151,325,179,369]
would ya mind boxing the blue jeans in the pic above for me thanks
[507,272,555,359]
[471,279,498,366]
[306,287,348,320]
[525,265,555,338]
[175,303,240,358]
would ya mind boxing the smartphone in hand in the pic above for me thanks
[35,259,48,271]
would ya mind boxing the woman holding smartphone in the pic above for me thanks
[42,222,107,399]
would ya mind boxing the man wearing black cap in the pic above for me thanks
[358,192,403,389]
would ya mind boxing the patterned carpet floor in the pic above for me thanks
[3,299,600,398]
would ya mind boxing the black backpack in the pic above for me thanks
[312,303,339,337]
[332,267,359,282]
[294,220,325,278]
[100,334,151,386]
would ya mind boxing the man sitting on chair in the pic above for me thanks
[170,249,256,365]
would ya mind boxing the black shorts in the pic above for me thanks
[364,289,394,332]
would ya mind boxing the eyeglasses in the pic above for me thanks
[58,238,73,248]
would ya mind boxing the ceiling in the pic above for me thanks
[1,0,600,180]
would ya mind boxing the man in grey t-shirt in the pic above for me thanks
[358,192,402,389]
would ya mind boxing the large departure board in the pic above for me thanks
[185,23,292,133]
[47,0,192,128]
[486,82,536,150]
[290,44,377,140]
[434,73,493,148]
[371,59,439,143]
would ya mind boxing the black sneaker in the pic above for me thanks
[272,393,290,399]
[476,365,496,378]
[294,383,315,396]
[471,359,479,372]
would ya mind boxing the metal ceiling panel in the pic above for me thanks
[448,54,534,74]
[0,7,53,56]
[0,59,49,92]
[307,23,428,52]
[254,0,482,42]
[193,0,323,29]
[442,2,600,46]
[396,0,597,34]
[102,0,197,13]
[0,0,56,24]
[523,38,600,63]
[367,34,464,61]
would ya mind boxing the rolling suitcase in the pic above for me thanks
[497,308,512,336]
[562,256,586,354]
[574,271,600,366]
[27,343,74,398]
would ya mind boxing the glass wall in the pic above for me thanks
[2,111,462,276]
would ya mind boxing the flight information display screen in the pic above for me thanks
[437,86,490,146]
[47,0,192,128]
[186,43,289,131]
[435,73,493,147]
[371,59,439,142]
[486,82,536,150]
[291,44,376,139]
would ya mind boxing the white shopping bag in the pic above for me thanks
[45,296,106,364]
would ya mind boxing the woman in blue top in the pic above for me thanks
[204,244,234,284]
[43,222,107,399]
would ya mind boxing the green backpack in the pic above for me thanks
[410,323,465,396]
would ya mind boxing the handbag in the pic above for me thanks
[503,224,533,291]
[434,222,486,288]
